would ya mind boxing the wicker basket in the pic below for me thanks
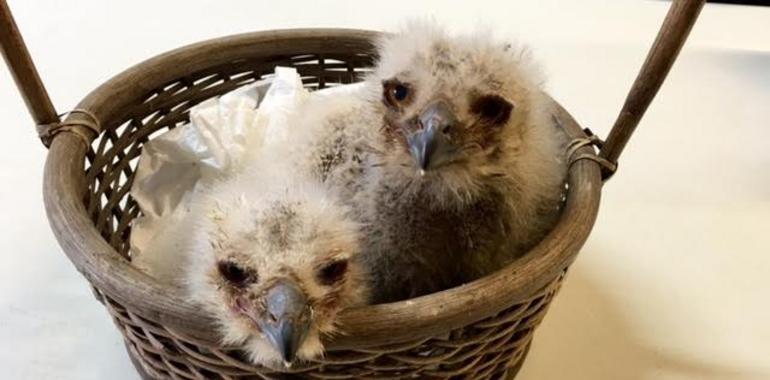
[0,1,704,379]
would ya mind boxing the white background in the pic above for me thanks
[1,1,768,379]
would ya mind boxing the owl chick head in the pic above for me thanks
[187,175,366,367]
[369,22,553,204]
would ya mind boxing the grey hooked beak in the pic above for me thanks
[407,100,458,171]
[256,279,312,365]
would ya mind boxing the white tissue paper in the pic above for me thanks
[129,67,364,282]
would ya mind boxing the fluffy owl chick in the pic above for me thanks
[185,168,367,366]
[356,23,567,302]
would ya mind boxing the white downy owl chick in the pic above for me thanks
[255,22,567,304]
[184,164,368,366]
[353,22,568,302]
[270,83,382,203]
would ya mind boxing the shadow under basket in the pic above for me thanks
[0,1,704,378]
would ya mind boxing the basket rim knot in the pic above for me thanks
[567,128,618,181]
[37,108,100,148]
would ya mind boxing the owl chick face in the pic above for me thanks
[188,189,366,367]
[370,23,546,203]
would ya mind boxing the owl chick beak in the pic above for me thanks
[407,100,458,171]
[255,279,312,365]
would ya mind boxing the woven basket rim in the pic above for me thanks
[42,28,602,349]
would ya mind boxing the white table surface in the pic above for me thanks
[1,1,768,379]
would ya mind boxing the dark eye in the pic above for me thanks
[472,94,514,125]
[217,261,253,287]
[383,80,412,107]
[393,85,409,101]
[317,259,348,286]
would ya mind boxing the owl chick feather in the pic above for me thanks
[184,163,368,366]
[285,22,568,303]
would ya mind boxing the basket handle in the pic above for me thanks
[596,0,705,179]
[0,0,60,138]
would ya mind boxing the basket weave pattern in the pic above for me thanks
[82,51,564,379]
[100,280,561,379]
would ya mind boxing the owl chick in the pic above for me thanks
[185,166,367,366]
[352,23,568,302]
[261,23,567,304]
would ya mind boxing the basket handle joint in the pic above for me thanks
[37,109,100,148]
[567,128,618,181]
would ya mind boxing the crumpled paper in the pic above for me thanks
[129,67,363,281]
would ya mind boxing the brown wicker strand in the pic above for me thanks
[566,135,618,180]
[36,109,101,148]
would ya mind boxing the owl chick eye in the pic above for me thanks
[383,80,412,108]
[218,261,254,287]
[472,94,514,125]
[316,259,349,286]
